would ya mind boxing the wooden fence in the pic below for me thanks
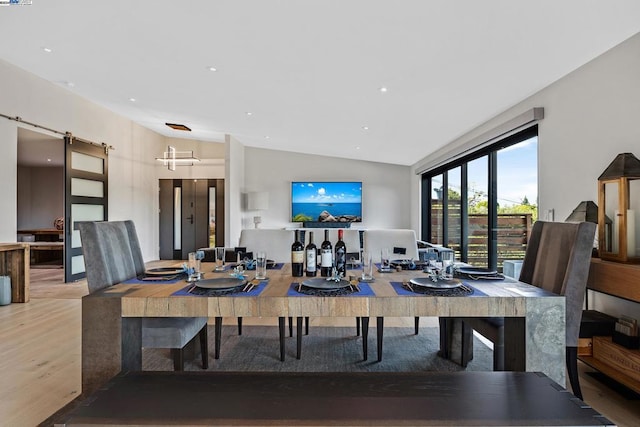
[431,206,532,268]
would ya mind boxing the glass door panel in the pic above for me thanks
[447,167,461,258]
[467,157,488,268]
[430,175,443,244]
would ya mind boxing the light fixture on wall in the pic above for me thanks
[155,145,200,170]
[247,191,269,228]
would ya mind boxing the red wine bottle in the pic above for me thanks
[305,231,317,277]
[320,230,333,277]
[335,229,347,277]
[291,230,304,277]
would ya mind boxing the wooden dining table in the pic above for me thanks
[81,262,566,395]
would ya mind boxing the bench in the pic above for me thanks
[50,371,611,426]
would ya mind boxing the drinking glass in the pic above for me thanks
[380,248,391,271]
[361,250,374,281]
[255,251,267,280]
[440,250,455,279]
[188,251,201,280]
[214,247,226,271]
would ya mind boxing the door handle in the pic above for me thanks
[187,214,194,224]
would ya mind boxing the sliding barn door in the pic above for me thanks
[64,135,108,282]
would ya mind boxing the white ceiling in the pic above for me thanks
[2,1,640,166]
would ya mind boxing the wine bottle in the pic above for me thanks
[335,229,347,277]
[305,231,317,277]
[320,230,333,277]
[291,230,304,277]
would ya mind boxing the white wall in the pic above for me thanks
[411,31,640,319]
[244,147,412,233]
[17,166,64,230]
[0,120,17,242]
[226,135,245,247]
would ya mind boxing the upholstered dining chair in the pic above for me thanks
[447,220,595,400]
[362,229,421,361]
[79,220,209,371]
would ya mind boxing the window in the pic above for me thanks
[422,127,538,271]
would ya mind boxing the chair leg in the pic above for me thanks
[566,346,583,400]
[361,317,369,361]
[296,316,303,359]
[414,316,420,335]
[288,316,293,337]
[237,317,243,336]
[214,316,222,360]
[305,317,309,335]
[377,317,384,362]
[171,348,184,371]
[460,320,473,368]
[279,317,286,362]
[199,324,209,369]
[356,317,361,336]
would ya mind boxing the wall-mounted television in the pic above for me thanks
[291,181,362,223]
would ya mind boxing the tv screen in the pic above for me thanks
[291,181,362,223]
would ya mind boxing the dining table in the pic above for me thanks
[81,261,566,396]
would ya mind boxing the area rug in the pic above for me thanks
[143,326,492,373]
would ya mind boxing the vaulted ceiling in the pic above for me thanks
[2,1,640,165]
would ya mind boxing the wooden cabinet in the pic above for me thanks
[0,243,30,303]
[579,258,640,393]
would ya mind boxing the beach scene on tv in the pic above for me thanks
[291,182,362,223]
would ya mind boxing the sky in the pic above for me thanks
[292,182,362,204]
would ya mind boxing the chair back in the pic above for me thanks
[78,220,140,294]
[362,229,419,262]
[518,221,596,346]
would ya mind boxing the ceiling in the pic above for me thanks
[2,1,640,166]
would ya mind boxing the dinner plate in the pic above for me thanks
[390,259,426,269]
[301,278,352,290]
[195,277,245,290]
[145,267,185,276]
[409,277,462,289]
[457,267,498,276]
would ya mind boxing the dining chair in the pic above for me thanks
[79,220,209,371]
[362,229,420,361]
[445,220,596,400]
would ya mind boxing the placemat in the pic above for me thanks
[390,281,487,297]
[172,280,267,297]
[123,273,187,285]
[288,281,374,297]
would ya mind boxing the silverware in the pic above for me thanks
[187,285,196,294]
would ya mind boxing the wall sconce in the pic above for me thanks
[247,191,269,228]
[597,153,640,263]
[155,145,200,170]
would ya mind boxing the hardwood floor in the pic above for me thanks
[1,267,639,426]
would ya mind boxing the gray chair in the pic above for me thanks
[79,220,209,371]
[447,220,595,400]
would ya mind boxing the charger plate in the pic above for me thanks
[195,277,245,290]
[301,278,351,290]
[457,267,497,276]
[145,267,185,276]
[410,277,462,289]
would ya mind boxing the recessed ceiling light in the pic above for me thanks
[129,97,136,102]
[207,66,217,72]
[356,146,361,150]
[165,123,192,132]
[246,112,253,116]
[47,158,52,162]
[65,81,75,87]
[362,126,369,130]
[265,136,270,139]
[42,47,52,53]
[379,87,388,93]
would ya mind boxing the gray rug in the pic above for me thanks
[143,326,493,373]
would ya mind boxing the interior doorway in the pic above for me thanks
[16,128,65,271]
[159,179,224,260]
